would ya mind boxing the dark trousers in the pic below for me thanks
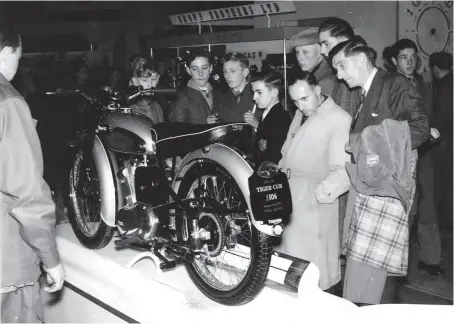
[338,191,348,246]
[343,258,397,305]
[433,143,453,229]
[414,151,442,265]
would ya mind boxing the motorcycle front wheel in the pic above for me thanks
[178,159,273,306]
[68,149,114,249]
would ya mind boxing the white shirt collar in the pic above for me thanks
[233,82,247,94]
[262,102,279,120]
[363,67,378,95]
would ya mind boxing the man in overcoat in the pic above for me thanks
[276,71,351,292]
[0,26,65,322]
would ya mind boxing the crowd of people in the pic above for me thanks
[1,15,452,322]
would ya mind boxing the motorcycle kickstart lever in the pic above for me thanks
[114,236,179,270]
[114,235,150,249]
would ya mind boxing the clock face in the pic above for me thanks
[399,1,453,73]
[416,4,452,55]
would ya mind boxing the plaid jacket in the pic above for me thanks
[342,150,417,276]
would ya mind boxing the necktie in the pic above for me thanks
[233,89,243,102]
[350,89,366,133]
[201,89,211,99]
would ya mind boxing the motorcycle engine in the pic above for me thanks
[117,204,160,241]
[134,165,169,206]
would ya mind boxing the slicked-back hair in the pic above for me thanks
[0,25,21,52]
[250,69,283,95]
[185,49,213,66]
[222,52,249,69]
[287,70,318,88]
[318,17,354,40]
[429,51,453,71]
[328,35,377,66]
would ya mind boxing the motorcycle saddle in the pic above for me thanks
[152,122,253,158]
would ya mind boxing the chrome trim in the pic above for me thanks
[92,135,118,227]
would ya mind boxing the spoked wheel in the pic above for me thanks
[68,149,114,249]
[178,160,273,305]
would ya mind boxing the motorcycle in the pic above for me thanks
[56,86,288,306]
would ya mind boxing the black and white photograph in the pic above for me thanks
[0,1,452,323]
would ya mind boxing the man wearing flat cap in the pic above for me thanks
[290,27,336,97]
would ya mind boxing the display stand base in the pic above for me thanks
[42,224,452,324]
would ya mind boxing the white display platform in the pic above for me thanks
[43,224,454,324]
[43,224,302,323]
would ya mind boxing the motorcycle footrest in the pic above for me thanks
[115,236,147,248]
[159,260,177,270]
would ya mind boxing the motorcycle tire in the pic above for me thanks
[68,149,114,249]
[178,159,273,306]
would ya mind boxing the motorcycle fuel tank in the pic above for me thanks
[100,110,157,155]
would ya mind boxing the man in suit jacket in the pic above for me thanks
[330,36,430,305]
[244,70,291,168]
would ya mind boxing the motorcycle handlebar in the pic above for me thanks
[46,86,176,107]
[126,86,177,102]
[45,88,96,104]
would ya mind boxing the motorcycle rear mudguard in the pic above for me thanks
[172,143,280,237]
[89,134,123,227]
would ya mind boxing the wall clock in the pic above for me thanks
[398,1,453,74]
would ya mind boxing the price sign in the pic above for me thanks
[248,171,292,224]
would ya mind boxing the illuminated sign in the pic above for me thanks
[169,2,297,25]
[241,51,267,60]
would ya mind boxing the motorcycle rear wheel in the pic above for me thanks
[178,160,273,306]
[68,149,114,249]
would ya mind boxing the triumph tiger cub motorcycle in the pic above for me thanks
[58,86,290,306]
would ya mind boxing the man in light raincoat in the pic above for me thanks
[276,70,351,291]
[0,26,65,322]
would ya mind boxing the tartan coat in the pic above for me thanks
[276,97,351,290]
